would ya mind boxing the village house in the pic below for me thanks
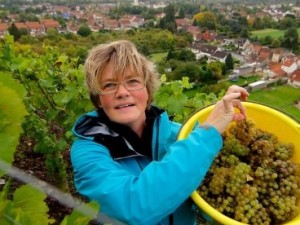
[235,38,250,50]
[281,58,298,76]
[196,30,216,42]
[87,15,102,32]
[119,17,132,30]
[211,50,229,63]
[248,80,267,91]
[288,69,300,88]
[175,18,192,30]
[271,48,292,63]
[258,47,272,64]
[13,22,28,32]
[130,16,144,28]
[266,61,287,78]
[181,25,200,40]
[25,21,45,36]
[0,23,9,38]
[189,43,219,60]
[102,18,119,30]
[235,66,256,78]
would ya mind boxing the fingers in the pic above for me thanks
[202,85,249,133]
[233,100,247,119]
[226,85,249,101]
[223,87,248,121]
[222,92,241,113]
[222,92,242,102]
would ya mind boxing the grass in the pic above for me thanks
[186,83,300,122]
[227,75,260,86]
[251,28,300,39]
[248,84,300,122]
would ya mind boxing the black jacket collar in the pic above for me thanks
[76,106,164,160]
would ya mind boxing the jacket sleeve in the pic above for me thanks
[71,126,222,225]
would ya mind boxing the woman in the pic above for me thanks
[70,40,249,225]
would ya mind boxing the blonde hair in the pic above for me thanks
[84,40,159,109]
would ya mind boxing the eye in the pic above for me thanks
[126,77,143,85]
[101,82,118,90]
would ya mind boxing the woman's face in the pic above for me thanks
[98,61,149,135]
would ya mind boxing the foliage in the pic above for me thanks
[171,62,201,81]
[0,35,92,190]
[159,4,177,33]
[0,184,54,225]
[193,11,217,30]
[60,201,99,225]
[166,48,196,62]
[155,75,219,122]
[225,53,234,71]
[77,25,92,37]
[282,28,299,51]
[0,72,27,177]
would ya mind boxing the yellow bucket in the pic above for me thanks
[177,102,300,225]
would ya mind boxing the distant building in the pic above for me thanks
[0,23,9,38]
[248,80,267,91]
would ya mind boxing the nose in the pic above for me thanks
[115,83,130,96]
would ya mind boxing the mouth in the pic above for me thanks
[115,104,135,109]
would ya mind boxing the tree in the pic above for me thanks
[282,28,299,51]
[166,49,195,62]
[207,61,224,81]
[240,28,249,38]
[172,62,200,81]
[178,8,185,19]
[271,39,281,48]
[225,53,234,71]
[199,65,214,83]
[158,4,176,33]
[193,11,217,30]
[77,25,92,37]
[8,24,28,40]
[262,35,273,46]
[279,17,296,29]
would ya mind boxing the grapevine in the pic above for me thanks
[198,119,300,225]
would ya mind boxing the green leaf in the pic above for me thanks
[60,201,99,225]
[0,200,13,225]
[160,74,167,82]
[0,71,26,99]
[12,185,51,225]
[181,77,193,89]
[166,94,188,114]
[0,81,27,177]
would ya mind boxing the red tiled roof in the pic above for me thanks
[268,62,286,77]
[259,47,271,61]
[253,44,263,55]
[25,21,43,29]
[282,59,295,67]
[14,22,27,29]
[40,19,60,28]
[291,69,300,82]
[0,23,9,31]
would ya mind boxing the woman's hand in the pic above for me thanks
[204,85,249,133]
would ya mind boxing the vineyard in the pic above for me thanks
[0,34,220,224]
[3,30,299,224]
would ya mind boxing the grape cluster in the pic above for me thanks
[198,119,300,225]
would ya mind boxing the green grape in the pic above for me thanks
[197,119,300,225]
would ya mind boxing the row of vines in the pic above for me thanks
[0,34,219,224]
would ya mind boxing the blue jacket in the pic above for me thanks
[71,106,223,225]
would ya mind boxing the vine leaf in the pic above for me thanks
[0,184,54,225]
[60,201,99,225]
